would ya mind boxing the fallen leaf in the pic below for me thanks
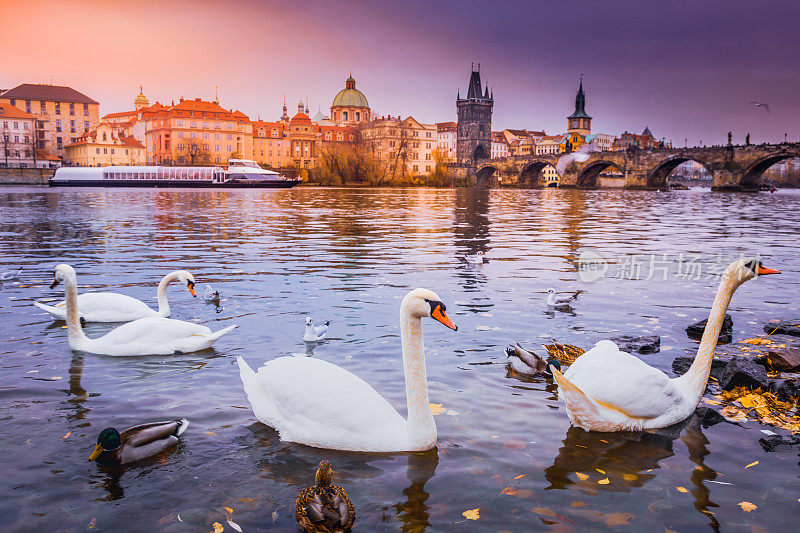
[605,512,634,526]
[598,478,610,485]
[703,399,721,406]
[531,507,557,517]
[575,472,589,481]
[595,468,606,474]
[738,501,757,512]
[500,487,517,496]
[623,473,638,482]
[462,508,480,520]
[61,432,71,439]
[223,507,234,515]
[429,403,446,415]
[571,501,586,507]
[741,337,771,345]
[205,431,217,436]
[676,486,690,493]
[491,435,500,439]
[211,522,224,533]
[272,510,278,523]
[745,461,759,469]
[513,474,526,480]
[178,514,183,522]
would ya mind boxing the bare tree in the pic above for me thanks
[178,140,211,165]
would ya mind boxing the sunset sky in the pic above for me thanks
[2,0,798,145]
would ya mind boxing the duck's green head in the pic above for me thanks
[88,427,121,461]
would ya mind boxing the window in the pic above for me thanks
[69,103,75,116]
[70,120,76,133]
[39,101,46,113]
[227,134,233,140]
[110,148,114,154]
[103,148,107,154]
[343,111,348,121]
[102,132,107,141]
[413,165,418,172]
[84,121,89,131]
[215,133,220,140]
[25,100,31,113]
[55,102,60,115]
[215,145,220,151]
[203,132,209,139]
[125,149,128,155]
[83,103,89,116]
[191,132,197,139]
[190,121,197,128]
[13,122,18,129]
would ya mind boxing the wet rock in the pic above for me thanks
[763,320,800,337]
[755,348,800,372]
[719,357,768,391]
[686,314,732,343]
[769,379,800,402]
[694,406,726,428]
[611,335,661,354]
[671,354,732,381]
[759,434,800,452]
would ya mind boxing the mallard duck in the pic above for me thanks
[505,343,561,376]
[546,288,582,308]
[295,460,355,533]
[542,340,586,365]
[304,316,330,342]
[551,258,780,432]
[88,419,189,466]
[237,288,457,452]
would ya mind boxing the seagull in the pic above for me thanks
[203,284,220,303]
[1,266,22,281]
[466,251,486,264]
[304,316,330,342]
[746,101,771,113]
[546,288,582,308]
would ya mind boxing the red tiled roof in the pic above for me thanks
[290,112,311,124]
[436,121,456,131]
[121,136,144,148]
[0,102,35,119]
[1,83,98,104]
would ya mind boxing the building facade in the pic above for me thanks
[566,78,591,138]
[490,131,509,159]
[436,122,456,160]
[330,75,370,125]
[456,68,493,164]
[64,122,145,166]
[362,115,438,176]
[0,102,39,167]
[0,83,100,159]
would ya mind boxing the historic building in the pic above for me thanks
[490,131,509,159]
[613,127,660,150]
[63,122,145,166]
[0,83,100,159]
[330,75,370,125]
[0,102,39,167]
[585,133,616,151]
[361,115,438,176]
[456,68,493,164]
[436,122,457,160]
[564,77,592,152]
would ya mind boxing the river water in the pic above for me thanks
[1,186,798,532]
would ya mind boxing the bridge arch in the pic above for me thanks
[741,152,800,189]
[577,160,623,188]
[518,160,554,187]
[476,165,497,187]
[647,155,712,189]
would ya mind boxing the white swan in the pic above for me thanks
[303,316,329,342]
[34,270,196,322]
[49,264,236,356]
[551,258,780,431]
[237,288,458,452]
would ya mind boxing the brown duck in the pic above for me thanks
[542,340,586,365]
[295,460,355,533]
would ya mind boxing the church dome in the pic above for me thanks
[331,75,369,109]
[134,87,148,106]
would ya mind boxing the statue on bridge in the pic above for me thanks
[746,133,751,146]
[727,131,732,146]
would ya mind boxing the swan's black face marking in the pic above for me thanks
[50,279,59,289]
[424,298,445,315]
[80,317,87,327]
[186,280,196,297]
[744,259,762,274]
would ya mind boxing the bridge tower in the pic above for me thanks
[567,77,592,138]
[456,66,493,164]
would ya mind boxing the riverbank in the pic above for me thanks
[0,168,53,185]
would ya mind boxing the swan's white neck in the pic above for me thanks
[676,271,740,402]
[400,306,436,449]
[156,272,179,317]
[63,272,88,348]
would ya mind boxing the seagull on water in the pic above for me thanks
[304,316,330,342]
[546,288,583,308]
[1,266,22,281]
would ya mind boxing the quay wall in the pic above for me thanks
[0,169,54,185]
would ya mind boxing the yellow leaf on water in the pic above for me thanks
[205,431,217,437]
[531,507,557,517]
[595,468,606,474]
[429,403,446,415]
[500,487,517,496]
[513,474,526,480]
[571,501,586,507]
[211,522,224,533]
[623,473,638,481]
[60,432,71,440]
[462,508,480,520]
[703,399,721,406]
[491,435,500,439]
[745,461,759,469]
[738,501,757,512]
[741,337,771,345]
[598,478,610,485]
[676,486,690,493]
[575,472,589,481]
[605,512,634,526]
[222,507,233,515]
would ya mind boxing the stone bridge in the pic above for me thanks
[453,142,800,190]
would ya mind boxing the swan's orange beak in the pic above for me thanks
[757,265,781,275]
[187,284,196,297]
[432,305,457,331]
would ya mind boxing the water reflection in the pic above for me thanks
[393,449,438,533]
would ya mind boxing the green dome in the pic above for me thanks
[331,76,369,109]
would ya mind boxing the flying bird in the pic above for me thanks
[746,101,770,113]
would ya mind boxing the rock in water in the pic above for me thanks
[686,314,733,343]
[672,353,732,381]
[763,320,800,337]
[759,434,800,452]
[694,406,726,428]
[769,379,800,402]
[610,335,661,354]
[755,348,800,372]
[719,357,768,391]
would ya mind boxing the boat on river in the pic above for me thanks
[49,159,301,188]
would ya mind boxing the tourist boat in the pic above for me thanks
[669,182,690,190]
[49,159,301,188]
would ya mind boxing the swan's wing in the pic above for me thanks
[239,356,406,446]
[565,340,679,419]
[96,317,212,345]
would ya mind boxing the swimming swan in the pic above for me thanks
[550,258,780,431]
[49,264,235,356]
[34,269,197,322]
[237,288,458,452]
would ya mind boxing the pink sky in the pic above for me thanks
[2,0,798,145]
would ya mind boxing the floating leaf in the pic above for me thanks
[598,478,610,485]
[178,514,183,522]
[513,474,526,480]
[595,468,606,474]
[605,512,634,526]
[623,473,638,481]
[500,487,517,496]
[745,461,759,469]
[429,403,446,416]
[571,501,586,507]
[738,501,757,512]
[211,522,224,533]
[205,431,217,436]
[223,507,234,515]
[741,338,771,345]
[676,486,690,493]
[462,508,480,520]
[61,432,71,440]
[272,510,278,523]
[702,399,721,406]
[531,507,557,517]
[575,472,589,481]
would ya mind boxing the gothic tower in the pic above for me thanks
[456,66,493,164]
[567,77,591,136]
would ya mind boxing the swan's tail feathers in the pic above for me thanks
[550,365,604,428]
[208,324,237,341]
[174,418,190,436]
[34,301,64,318]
